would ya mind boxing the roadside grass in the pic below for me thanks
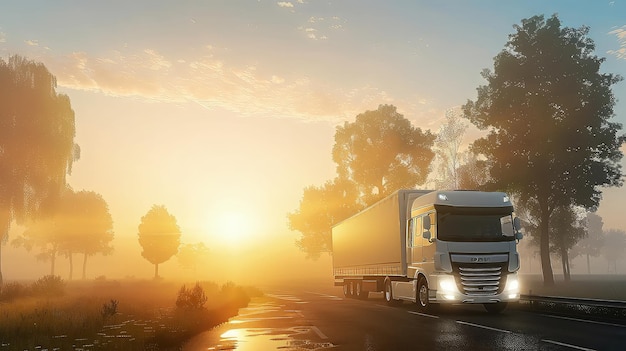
[0,277,262,350]
[520,274,626,301]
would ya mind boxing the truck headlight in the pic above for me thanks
[439,276,456,293]
[505,276,519,292]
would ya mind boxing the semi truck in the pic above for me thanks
[332,189,523,313]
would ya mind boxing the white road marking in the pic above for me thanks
[540,314,626,328]
[456,320,512,333]
[306,292,343,300]
[311,326,328,339]
[542,339,596,351]
[407,311,439,319]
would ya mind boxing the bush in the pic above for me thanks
[0,281,29,301]
[176,282,207,310]
[31,275,65,297]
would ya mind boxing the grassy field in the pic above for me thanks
[520,274,626,301]
[0,277,259,351]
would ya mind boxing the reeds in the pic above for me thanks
[0,278,259,350]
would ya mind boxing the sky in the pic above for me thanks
[1,0,626,282]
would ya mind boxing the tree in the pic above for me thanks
[572,212,605,274]
[549,205,586,281]
[138,205,181,279]
[0,55,79,285]
[602,229,626,273]
[288,177,361,259]
[62,190,114,280]
[332,104,435,205]
[433,109,469,189]
[12,218,64,276]
[12,187,113,279]
[177,242,210,276]
[463,15,625,285]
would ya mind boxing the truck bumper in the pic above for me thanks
[429,273,520,304]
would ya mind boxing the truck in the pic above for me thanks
[332,189,523,313]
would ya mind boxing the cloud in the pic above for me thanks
[5,28,437,127]
[25,39,39,46]
[608,25,626,59]
[300,16,344,40]
[277,1,294,8]
[45,46,436,125]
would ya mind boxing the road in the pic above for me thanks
[183,287,626,351]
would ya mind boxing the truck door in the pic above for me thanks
[421,212,436,270]
[411,216,423,264]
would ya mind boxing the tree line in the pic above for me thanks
[288,14,626,285]
[0,56,208,284]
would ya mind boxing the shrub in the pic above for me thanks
[0,281,29,301]
[101,299,119,320]
[176,282,207,310]
[31,275,65,297]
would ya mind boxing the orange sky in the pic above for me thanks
[2,1,626,283]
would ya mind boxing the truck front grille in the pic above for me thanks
[453,263,506,296]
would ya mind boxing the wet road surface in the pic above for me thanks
[183,288,626,350]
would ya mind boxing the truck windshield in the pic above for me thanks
[437,211,515,242]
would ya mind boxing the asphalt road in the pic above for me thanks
[183,287,626,351]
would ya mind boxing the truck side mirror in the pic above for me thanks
[513,217,523,241]
[423,215,431,230]
[423,230,431,241]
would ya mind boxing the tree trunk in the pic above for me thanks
[51,251,56,276]
[539,203,554,286]
[68,252,73,280]
[586,254,591,274]
[0,243,3,287]
[154,263,159,279]
[0,209,10,287]
[82,253,88,280]
[560,248,570,282]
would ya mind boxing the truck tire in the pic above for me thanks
[484,302,507,314]
[416,277,430,311]
[384,279,400,306]
[343,281,353,298]
[355,281,368,300]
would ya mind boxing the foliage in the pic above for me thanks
[176,282,208,310]
[0,281,29,301]
[0,55,80,285]
[138,205,182,278]
[101,299,119,320]
[432,109,469,189]
[288,177,361,259]
[290,104,435,258]
[602,229,626,273]
[177,242,210,273]
[572,212,605,273]
[333,104,435,205]
[549,206,587,281]
[0,279,255,350]
[463,14,624,285]
[30,275,66,296]
[12,187,114,279]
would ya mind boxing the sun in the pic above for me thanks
[210,210,254,246]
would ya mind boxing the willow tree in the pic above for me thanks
[0,55,79,285]
[138,205,181,279]
[463,15,624,285]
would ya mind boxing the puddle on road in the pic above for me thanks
[206,327,335,351]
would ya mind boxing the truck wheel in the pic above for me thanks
[484,302,507,314]
[416,277,430,311]
[384,279,400,305]
[356,281,368,300]
[343,282,353,298]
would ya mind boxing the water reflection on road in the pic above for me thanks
[183,294,335,351]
